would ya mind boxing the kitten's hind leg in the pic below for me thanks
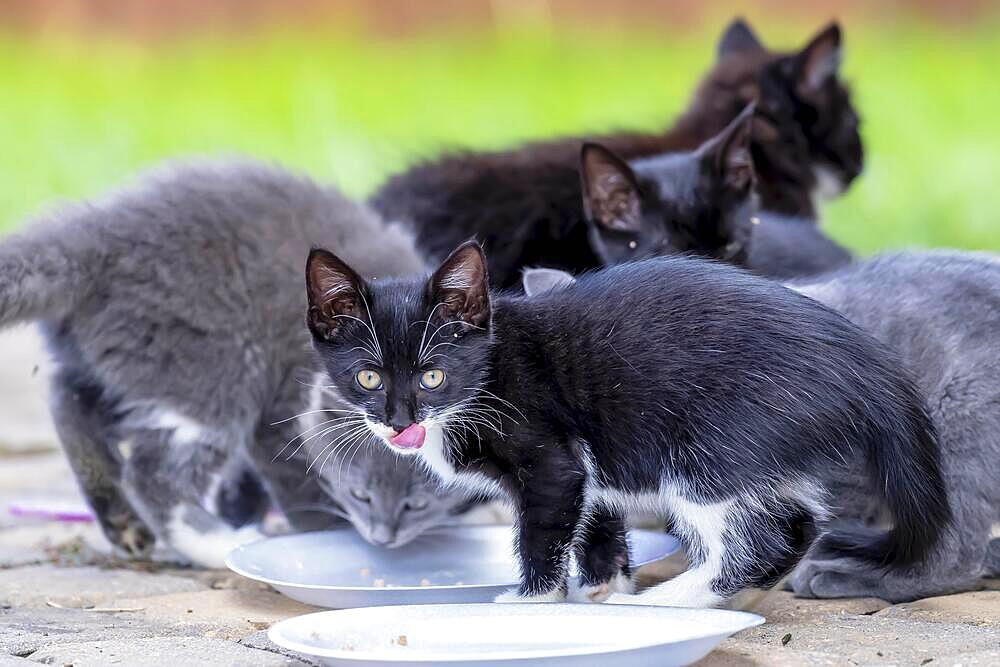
[568,507,634,602]
[610,496,733,608]
[611,494,818,609]
[48,371,155,559]
[120,423,263,569]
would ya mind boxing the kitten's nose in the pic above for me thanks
[389,421,412,434]
[370,523,395,546]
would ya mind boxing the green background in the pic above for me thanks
[2,18,998,254]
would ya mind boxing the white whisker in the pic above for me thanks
[270,408,364,426]
[284,419,366,462]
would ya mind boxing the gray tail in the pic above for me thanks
[0,221,98,327]
[816,400,950,567]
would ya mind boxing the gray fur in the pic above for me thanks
[315,443,479,548]
[786,250,1000,601]
[1,158,428,567]
[288,382,485,549]
[521,267,578,297]
[521,251,1000,601]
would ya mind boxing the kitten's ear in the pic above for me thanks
[522,267,576,297]
[580,143,643,233]
[699,103,756,195]
[797,22,842,94]
[717,18,764,59]
[428,241,491,329]
[305,248,365,341]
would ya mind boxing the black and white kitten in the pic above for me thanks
[526,253,1000,603]
[305,242,949,608]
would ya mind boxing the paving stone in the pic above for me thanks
[0,523,109,569]
[0,565,207,608]
[930,649,1000,665]
[734,614,999,665]
[110,588,318,641]
[26,636,309,666]
[240,630,321,666]
[0,454,73,496]
[877,590,1000,627]
[0,326,59,455]
[183,569,276,593]
[753,590,890,623]
[0,455,84,530]
[0,605,171,657]
[0,656,34,666]
[698,642,845,666]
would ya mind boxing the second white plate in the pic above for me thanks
[227,525,680,608]
[269,603,763,666]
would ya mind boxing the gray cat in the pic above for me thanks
[786,250,1000,601]
[0,158,428,567]
[296,382,488,548]
[523,250,1000,602]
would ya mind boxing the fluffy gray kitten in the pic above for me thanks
[786,250,1000,601]
[297,383,486,548]
[524,250,1000,602]
[0,159,427,567]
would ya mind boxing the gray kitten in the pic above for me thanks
[296,382,486,548]
[786,250,1000,601]
[524,250,1000,602]
[0,159,427,567]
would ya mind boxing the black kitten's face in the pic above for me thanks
[702,20,863,201]
[581,106,756,268]
[306,244,492,463]
[759,33,863,197]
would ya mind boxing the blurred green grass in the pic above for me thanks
[0,18,998,254]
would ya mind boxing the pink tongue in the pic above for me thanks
[390,423,426,449]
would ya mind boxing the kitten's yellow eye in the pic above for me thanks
[420,369,445,390]
[356,369,383,391]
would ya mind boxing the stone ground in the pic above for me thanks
[2,451,998,666]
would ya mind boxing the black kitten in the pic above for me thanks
[582,106,852,279]
[372,20,862,288]
[305,242,949,608]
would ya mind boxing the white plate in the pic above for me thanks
[227,526,679,608]
[268,603,764,666]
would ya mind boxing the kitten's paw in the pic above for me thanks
[568,573,635,603]
[494,587,566,604]
[103,512,156,560]
[788,559,878,599]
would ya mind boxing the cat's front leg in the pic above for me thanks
[495,445,586,603]
[568,507,634,603]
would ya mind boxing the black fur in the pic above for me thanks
[306,244,949,606]
[371,21,862,288]
[579,107,851,280]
